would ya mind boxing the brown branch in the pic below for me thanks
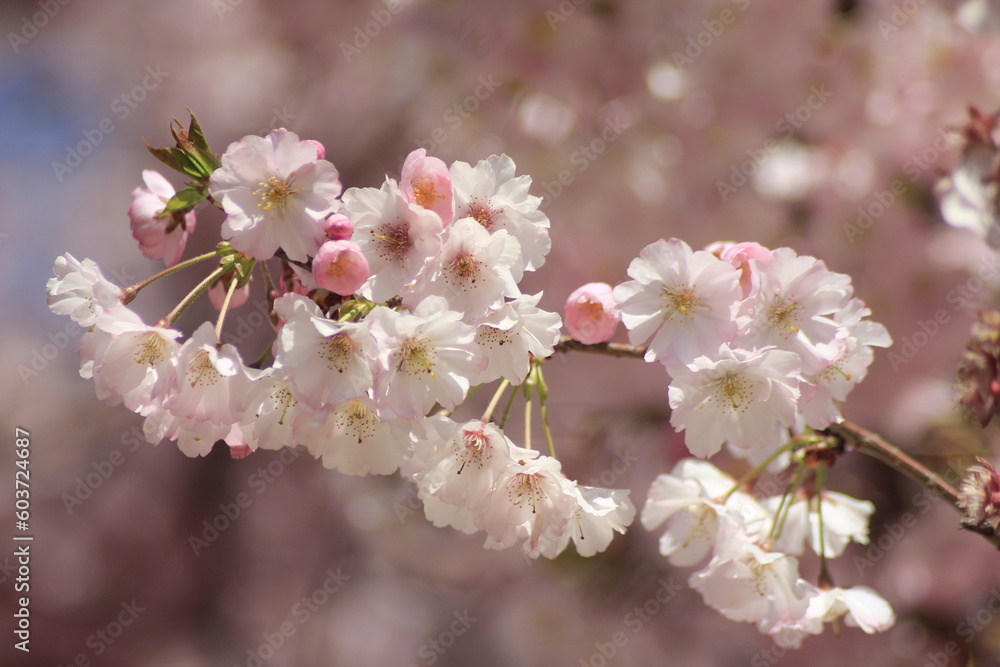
[825,421,961,505]
[825,421,1000,549]
[552,337,647,359]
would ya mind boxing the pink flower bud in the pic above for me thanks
[128,170,196,266]
[565,282,618,344]
[324,213,354,241]
[313,240,370,296]
[401,148,454,226]
[208,271,251,310]
[306,139,326,160]
[719,242,772,298]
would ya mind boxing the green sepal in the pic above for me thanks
[163,185,208,214]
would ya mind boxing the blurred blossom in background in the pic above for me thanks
[6,0,1000,665]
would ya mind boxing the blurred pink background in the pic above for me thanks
[4,0,1000,665]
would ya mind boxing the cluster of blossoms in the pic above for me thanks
[642,458,893,647]
[46,113,899,645]
[559,237,896,645]
[46,121,634,560]
[612,237,892,467]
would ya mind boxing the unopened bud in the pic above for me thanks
[958,457,1000,535]
[564,282,618,345]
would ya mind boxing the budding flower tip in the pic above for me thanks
[120,286,138,305]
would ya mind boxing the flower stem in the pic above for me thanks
[500,385,518,429]
[815,462,834,588]
[482,379,511,422]
[524,389,533,451]
[215,260,255,343]
[121,247,232,304]
[723,439,799,502]
[535,366,557,459]
[248,341,273,370]
[159,264,228,328]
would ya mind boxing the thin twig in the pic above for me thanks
[552,338,647,359]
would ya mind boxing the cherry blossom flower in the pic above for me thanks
[470,293,563,385]
[312,239,370,296]
[400,148,454,226]
[89,307,181,413]
[272,293,375,410]
[163,321,250,426]
[539,485,636,558]
[299,396,413,476]
[413,417,533,511]
[564,282,618,344]
[128,169,196,266]
[613,238,742,365]
[739,248,853,374]
[450,154,550,279]
[369,297,481,419]
[477,454,578,557]
[142,404,234,458]
[773,585,895,648]
[209,128,342,262]
[690,536,811,635]
[46,254,123,327]
[239,367,308,452]
[342,178,443,302]
[667,344,802,458]
[641,459,767,566]
[405,217,521,318]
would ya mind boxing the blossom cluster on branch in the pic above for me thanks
[46,111,903,648]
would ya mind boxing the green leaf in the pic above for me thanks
[185,107,211,152]
[188,145,220,176]
[144,140,196,174]
[163,185,207,214]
